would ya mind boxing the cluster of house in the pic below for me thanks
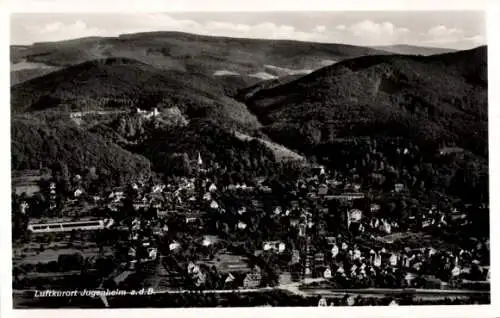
[48,182,58,210]
[161,164,487,287]
[317,295,399,307]
[353,205,470,239]
[414,205,470,230]
[126,217,162,269]
[291,167,365,200]
[309,232,490,289]
[136,107,160,119]
[185,258,264,289]
[16,151,488,293]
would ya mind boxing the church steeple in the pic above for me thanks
[197,152,203,166]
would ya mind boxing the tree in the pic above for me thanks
[11,201,26,240]
[55,161,71,196]
[57,253,84,271]
[31,95,62,111]
[182,153,193,176]
[83,166,99,191]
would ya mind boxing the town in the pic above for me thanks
[11,148,490,307]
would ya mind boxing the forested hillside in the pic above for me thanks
[11,115,152,186]
[133,119,278,177]
[10,32,488,203]
[243,46,487,157]
[11,57,261,131]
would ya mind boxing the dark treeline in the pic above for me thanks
[11,115,151,187]
[132,119,278,178]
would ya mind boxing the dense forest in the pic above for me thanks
[132,119,278,177]
[11,58,262,132]
[11,115,151,186]
[242,46,487,158]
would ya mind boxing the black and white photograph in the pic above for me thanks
[3,0,497,313]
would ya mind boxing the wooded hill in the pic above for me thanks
[241,46,487,158]
[10,31,388,76]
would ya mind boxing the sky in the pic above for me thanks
[10,11,486,49]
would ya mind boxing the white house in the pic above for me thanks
[278,242,286,253]
[147,248,158,261]
[238,207,247,215]
[128,247,136,258]
[225,273,235,283]
[130,233,139,241]
[348,209,363,223]
[20,201,29,214]
[210,200,219,209]
[209,183,217,192]
[318,298,328,307]
[373,253,382,267]
[263,241,285,253]
[331,244,339,258]
[188,262,200,275]
[389,254,398,266]
[394,183,404,193]
[238,221,247,230]
[203,192,212,201]
[202,238,211,247]
[353,248,361,260]
[298,224,306,237]
[405,272,416,285]
[152,185,165,193]
[74,188,84,198]
[161,224,169,234]
[290,250,301,264]
[169,241,181,251]
[379,219,392,234]
[243,267,262,288]
[323,267,332,279]
[451,266,461,277]
[186,217,199,224]
[346,296,356,306]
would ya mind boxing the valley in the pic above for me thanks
[10,29,489,308]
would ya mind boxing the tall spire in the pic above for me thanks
[346,208,351,231]
[197,152,203,166]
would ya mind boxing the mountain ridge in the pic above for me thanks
[242,46,487,157]
[10,56,263,131]
[10,31,390,83]
[372,44,458,56]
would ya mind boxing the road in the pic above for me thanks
[12,279,489,308]
[14,276,487,297]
